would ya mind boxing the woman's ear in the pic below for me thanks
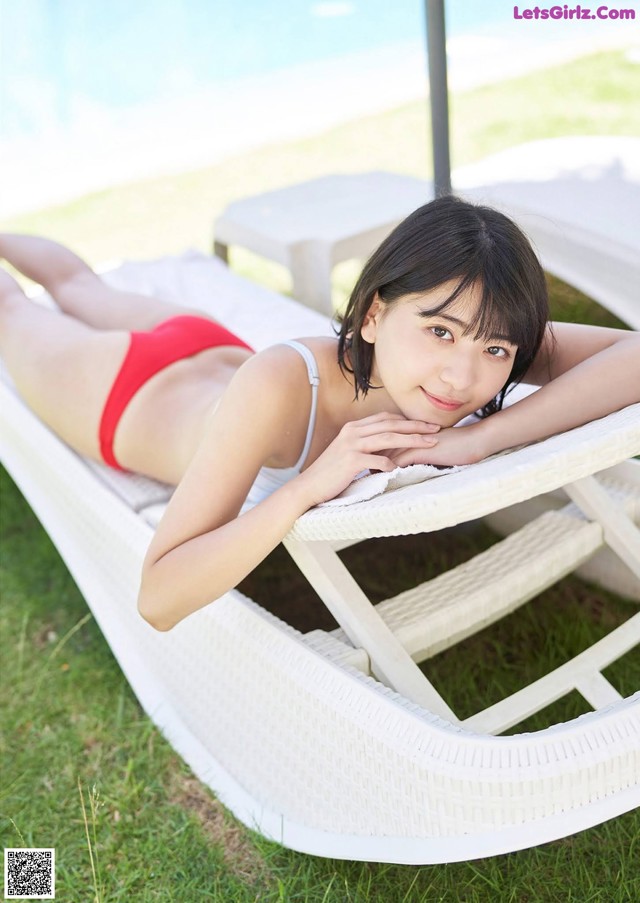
[361,293,382,344]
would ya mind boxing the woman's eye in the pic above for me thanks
[487,346,509,358]
[431,326,452,340]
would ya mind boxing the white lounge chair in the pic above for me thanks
[453,136,640,329]
[1,252,638,864]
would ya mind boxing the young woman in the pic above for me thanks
[0,197,637,632]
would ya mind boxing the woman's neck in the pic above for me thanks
[325,337,399,425]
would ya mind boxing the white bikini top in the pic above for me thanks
[242,340,320,511]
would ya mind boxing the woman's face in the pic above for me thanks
[361,280,518,426]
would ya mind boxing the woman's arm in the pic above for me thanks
[139,476,313,632]
[138,349,312,631]
[476,321,640,457]
[138,348,439,631]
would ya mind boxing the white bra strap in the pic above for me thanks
[281,340,320,469]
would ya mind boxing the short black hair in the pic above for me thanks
[337,194,550,416]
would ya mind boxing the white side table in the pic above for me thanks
[213,172,431,313]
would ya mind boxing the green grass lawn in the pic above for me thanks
[1,49,639,902]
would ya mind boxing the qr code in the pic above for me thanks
[4,849,55,899]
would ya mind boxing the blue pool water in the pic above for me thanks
[0,0,507,141]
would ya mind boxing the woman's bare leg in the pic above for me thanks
[0,265,129,460]
[0,233,209,332]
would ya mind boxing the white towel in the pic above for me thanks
[318,461,469,507]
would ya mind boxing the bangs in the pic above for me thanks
[417,273,537,356]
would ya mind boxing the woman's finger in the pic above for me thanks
[354,411,409,424]
[360,433,439,453]
[350,418,441,438]
[360,454,397,473]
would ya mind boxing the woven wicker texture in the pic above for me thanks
[329,510,604,661]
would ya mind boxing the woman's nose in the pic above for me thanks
[439,351,476,392]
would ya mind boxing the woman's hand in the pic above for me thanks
[388,420,489,469]
[294,412,440,506]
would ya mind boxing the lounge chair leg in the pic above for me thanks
[213,240,228,263]
[565,475,640,584]
[289,242,334,314]
[283,537,459,721]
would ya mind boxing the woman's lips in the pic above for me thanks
[422,388,464,411]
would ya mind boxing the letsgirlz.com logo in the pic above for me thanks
[513,4,636,19]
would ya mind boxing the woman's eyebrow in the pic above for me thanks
[416,308,466,326]
[416,308,515,343]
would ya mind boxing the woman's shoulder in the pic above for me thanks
[246,337,338,382]
[212,339,335,469]
[220,337,337,420]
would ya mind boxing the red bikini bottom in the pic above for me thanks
[99,315,253,470]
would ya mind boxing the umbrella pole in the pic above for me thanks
[425,0,451,196]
